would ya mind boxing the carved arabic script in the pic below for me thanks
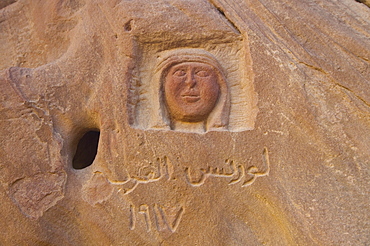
[106,147,270,194]
[185,147,270,187]
[107,156,174,195]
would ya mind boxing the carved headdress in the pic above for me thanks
[151,48,230,131]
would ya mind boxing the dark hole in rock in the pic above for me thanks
[124,19,133,32]
[72,131,100,169]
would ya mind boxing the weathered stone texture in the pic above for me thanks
[0,0,369,245]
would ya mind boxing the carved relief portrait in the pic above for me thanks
[152,49,230,132]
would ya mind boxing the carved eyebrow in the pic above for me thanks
[194,64,213,70]
[194,66,211,71]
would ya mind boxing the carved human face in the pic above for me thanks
[164,62,220,122]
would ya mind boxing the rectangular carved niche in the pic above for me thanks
[128,36,258,133]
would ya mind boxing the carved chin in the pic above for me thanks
[178,113,207,122]
[170,106,212,122]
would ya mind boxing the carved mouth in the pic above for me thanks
[182,95,200,102]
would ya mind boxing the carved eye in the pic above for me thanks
[173,69,186,77]
[195,70,210,77]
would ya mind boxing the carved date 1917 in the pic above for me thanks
[129,203,184,233]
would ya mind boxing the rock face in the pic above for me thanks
[0,0,369,245]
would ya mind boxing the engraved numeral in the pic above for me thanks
[129,203,184,233]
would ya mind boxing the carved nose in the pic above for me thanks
[185,73,196,88]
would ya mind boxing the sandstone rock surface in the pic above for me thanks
[0,0,369,245]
